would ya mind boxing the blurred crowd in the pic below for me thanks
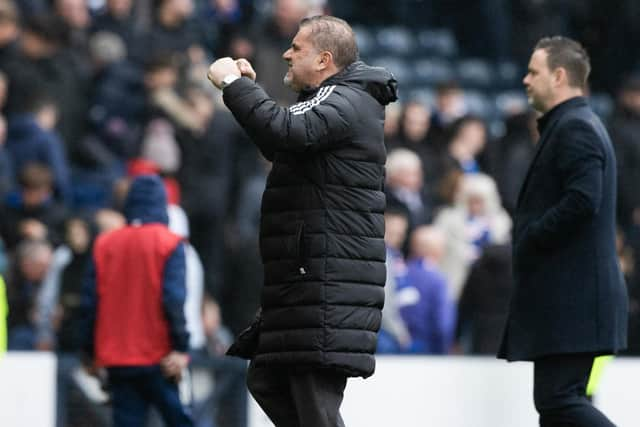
[1,0,640,426]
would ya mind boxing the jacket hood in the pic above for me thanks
[324,61,398,106]
[124,175,168,225]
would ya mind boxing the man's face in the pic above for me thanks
[108,0,132,17]
[523,49,555,113]
[282,26,320,92]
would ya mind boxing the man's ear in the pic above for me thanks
[553,67,567,87]
[317,51,333,71]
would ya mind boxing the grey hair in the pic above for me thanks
[300,15,358,69]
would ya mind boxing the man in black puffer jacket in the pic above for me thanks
[207,15,397,427]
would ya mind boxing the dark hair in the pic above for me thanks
[19,163,53,190]
[23,14,69,46]
[535,36,590,89]
[143,54,177,74]
[300,15,358,69]
[20,91,57,115]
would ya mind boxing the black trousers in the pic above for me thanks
[246,361,347,427]
[533,354,616,427]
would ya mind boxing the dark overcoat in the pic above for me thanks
[498,97,628,361]
[223,62,397,377]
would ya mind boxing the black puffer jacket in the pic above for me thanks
[223,61,397,377]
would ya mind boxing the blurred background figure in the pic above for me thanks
[0,164,69,250]
[434,173,511,300]
[455,243,513,355]
[385,148,431,234]
[377,207,411,354]
[6,238,53,350]
[6,93,72,205]
[191,297,247,427]
[397,226,455,354]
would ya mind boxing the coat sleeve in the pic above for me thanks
[162,242,190,352]
[528,119,605,249]
[222,78,354,160]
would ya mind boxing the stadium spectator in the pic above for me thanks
[250,0,311,105]
[34,217,94,427]
[493,111,538,214]
[385,148,431,232]
[142,0,206,61]
[91,0,142,59]
[378,207,411,353]
[618,229,640,356]
[0,114,13,199]
[6,238,53,350]
[6,93,72,204]
[0,164,69,250]
[53,0,91,49]
[4,13,90,161]
[609,75,640,229]
[81,175,192,427]
[0,0,19,70]
[399,226,455,354]
[382,102,402,148]
[446,115,489,174]
[431,81,467,137]
[191,297,247,427]
[434,173,512,300]
[455,243,512,354]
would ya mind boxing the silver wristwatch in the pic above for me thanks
[221,74,240,89]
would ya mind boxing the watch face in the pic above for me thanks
[223,75,238,87]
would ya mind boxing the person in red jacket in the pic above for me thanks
[82,175,192,427]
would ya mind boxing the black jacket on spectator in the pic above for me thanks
[499,97,628,361]
[222,62,397,377]
[609,106,640,228]
[457,244,512,355]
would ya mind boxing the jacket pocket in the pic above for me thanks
[295,221,307,276]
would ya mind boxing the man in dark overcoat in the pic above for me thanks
[498,36,628,427]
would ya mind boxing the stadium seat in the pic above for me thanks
[353,26,376,58]
[416,29,459,58]
[495,60,523,89]
[370,56,414,85]
[412,58,455,86]
[463,90,495,118]
[405,86,436,107]
[495,90,529,117]
[375,26,415,56]
[457,58,494,89]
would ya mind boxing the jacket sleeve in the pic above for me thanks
[162,242,190,352]
[528,119,605,249]
[80,256,97,358]
[222,78,354,159]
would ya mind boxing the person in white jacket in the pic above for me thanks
[434,173,512,301]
